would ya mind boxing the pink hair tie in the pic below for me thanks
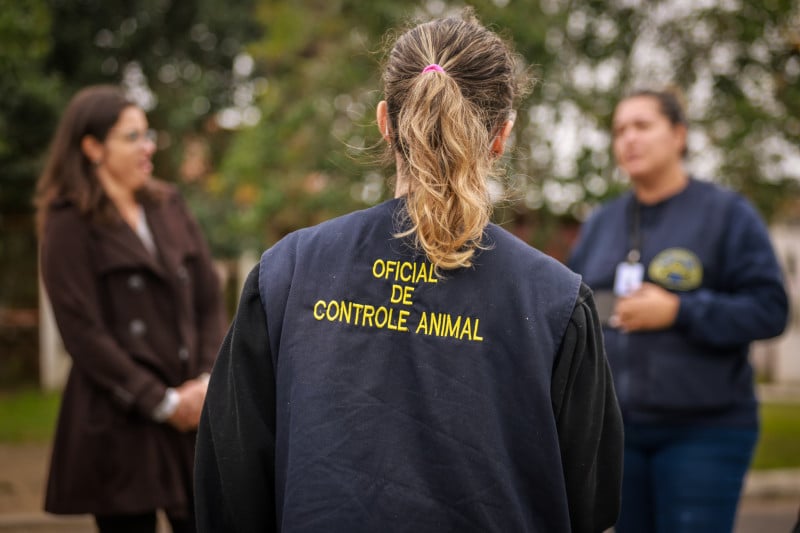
[421,64,445,74]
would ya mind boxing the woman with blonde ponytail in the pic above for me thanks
[196,10,623,533]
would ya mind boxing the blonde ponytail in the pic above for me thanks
[395,69,493,272]
[382,10,525,275]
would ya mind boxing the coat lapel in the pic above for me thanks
[92,217,169,279]
[145,199,182,280]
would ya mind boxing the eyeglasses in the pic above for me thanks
[110,129,158,145]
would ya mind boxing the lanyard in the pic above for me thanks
[627,195,641,264]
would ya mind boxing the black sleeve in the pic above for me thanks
[195,264,277,533]
[551,282,624,533]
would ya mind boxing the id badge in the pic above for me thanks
[614,262,644,296]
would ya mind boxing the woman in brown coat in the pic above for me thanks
[35,85,226,533]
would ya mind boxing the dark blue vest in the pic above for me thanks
[258,198,581,532]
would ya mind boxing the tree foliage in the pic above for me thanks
[214,0,800,255]
[0,0,60,213]
[0,0,260,213]
[511,0,800,223]
[1,0,798,258]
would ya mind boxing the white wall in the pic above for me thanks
[759,223,800,383]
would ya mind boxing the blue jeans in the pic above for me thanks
[616,423,758,533]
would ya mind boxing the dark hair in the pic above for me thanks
[382,9,526,273]
[623,87,688,156]
[34,85,157,235]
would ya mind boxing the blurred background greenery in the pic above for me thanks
[1,0,799,385]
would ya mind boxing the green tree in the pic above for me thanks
[3,0,798,257]
[0,0,261,226]
[0,0,60,214]
[45,0,262,197]
[218,0,799,256]
[0,0,60,312]
[213,2,402,252]
[509,0,800,223]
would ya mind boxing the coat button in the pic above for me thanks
[128,274,145,290]
[129,319,147,337]
[178,346,189,360]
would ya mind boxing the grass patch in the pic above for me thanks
[752,402,800,470]
[0,387,61,443]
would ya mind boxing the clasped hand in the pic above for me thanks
[609,282,680,333]
[166,377,208,432]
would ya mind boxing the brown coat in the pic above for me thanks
[40,183,226,516]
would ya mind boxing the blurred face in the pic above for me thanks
[96,106,156,195]
[612,96,685,184]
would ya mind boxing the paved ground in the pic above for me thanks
[736,497,798,532]
[1,442,798,532]
[0,499,796,532]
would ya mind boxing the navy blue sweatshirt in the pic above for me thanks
[195,198,622,532]
[569,178,788,426]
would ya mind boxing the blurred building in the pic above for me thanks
[751,221,800,384]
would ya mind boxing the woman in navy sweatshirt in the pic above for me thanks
[569,88,789,533]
